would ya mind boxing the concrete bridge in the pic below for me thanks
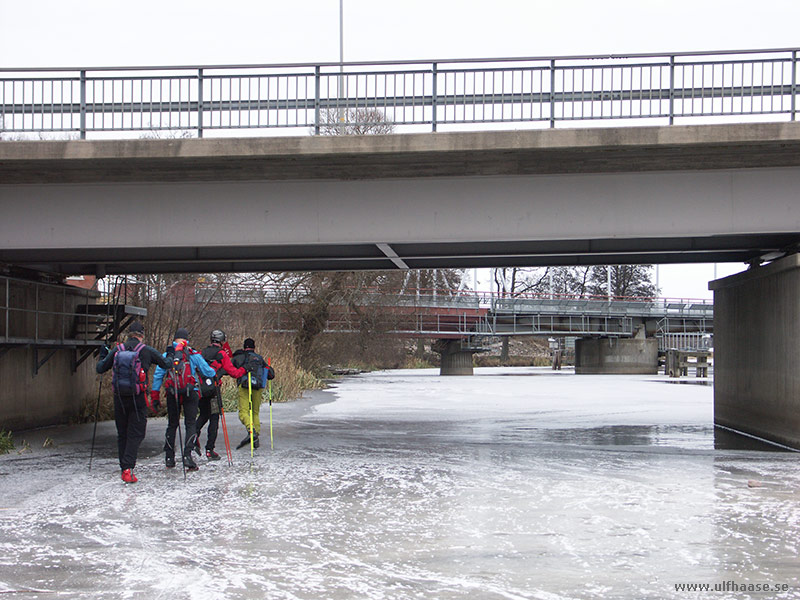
[2,122,800,448]
[1,123,799,448]
[2,49,800,446]
[2,123,800,274]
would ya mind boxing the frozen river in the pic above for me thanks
[1,367,799,599]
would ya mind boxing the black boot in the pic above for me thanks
[193,438,202,456]
[253,432,260,449]
[183,452,198,471]
[165,451,176,469]
[236,433,250,450]
[206,449,221,461]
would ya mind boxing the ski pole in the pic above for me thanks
[268,357,273,451]
[217,385,232,466]
[248,372,254,458]
[173,368,186,481]
[88,378,102,470]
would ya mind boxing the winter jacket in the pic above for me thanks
[96,337,172,386]
[151,341,217,393]
[202,342,246,380]
[232,348,274,389]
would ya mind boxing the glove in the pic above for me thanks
[175,340,186,352]
[147,390,161,413]
[267,366,275,380]
[98,345,109,360]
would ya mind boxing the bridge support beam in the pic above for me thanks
[710,254,800,449]
[434,340,474,376]
[574,334,658,374]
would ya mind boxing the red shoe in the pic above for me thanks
[121,468,138,484]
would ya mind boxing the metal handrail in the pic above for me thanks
[2,47,798,72]
[0,275,102,346]
[2,48,797,139]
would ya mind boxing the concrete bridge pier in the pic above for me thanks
[433,340,474,376]
[710,254,800,449]
[574,329,658,374]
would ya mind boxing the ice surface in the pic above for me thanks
[1,367,798,599]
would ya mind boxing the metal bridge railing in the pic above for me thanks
[1,48,797,139]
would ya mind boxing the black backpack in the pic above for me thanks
[198,346,223,399]
[237,351,265,390]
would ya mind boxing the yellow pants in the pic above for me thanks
[237,385,263,435]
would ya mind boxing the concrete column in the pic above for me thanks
[575,336,658,374]
[710,254,800,449]
[434,340,474,376]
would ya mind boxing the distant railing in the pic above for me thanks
[1,48,797,139]
[192,282,711,339]
[194,282,712,310]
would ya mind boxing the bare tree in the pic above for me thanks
[140,127,195,140]
[317,107,395,136]
[1,117,79,141]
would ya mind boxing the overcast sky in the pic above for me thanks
[4,0,795,297]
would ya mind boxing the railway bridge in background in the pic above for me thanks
[1,48,799,447]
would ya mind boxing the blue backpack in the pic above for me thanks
[112,342,146,396]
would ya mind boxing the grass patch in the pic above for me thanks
[0,429,13,454]
[219,365,325,413]
[404,357,436,369]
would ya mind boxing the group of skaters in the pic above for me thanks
[96,322,274,483]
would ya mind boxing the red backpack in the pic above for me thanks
[164,347,196,395]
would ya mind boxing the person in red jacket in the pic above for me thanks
[194,329,246,460]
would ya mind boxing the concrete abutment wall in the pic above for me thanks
[574,337,659,374]
[0,279,98,431]
[710,254,800,449]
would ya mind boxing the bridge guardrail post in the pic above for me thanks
[197,68,204,138]
[79,70,87,140]
[314,65,321,135]
[668,55,675,125]
[431,62,438,133]
[549,59,556,128]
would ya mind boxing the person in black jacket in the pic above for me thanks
[194,329,246,460]
[96,320,172,484]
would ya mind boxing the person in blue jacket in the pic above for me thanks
[151,327,216,471]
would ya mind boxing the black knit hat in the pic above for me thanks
[129,321,145,335]
[174,327,189,340]
[243,338,255,349]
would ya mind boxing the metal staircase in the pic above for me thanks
[72,303,147,370]
[0,274,147,375]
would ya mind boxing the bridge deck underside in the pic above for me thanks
[2,125,800,275]
[2,233,795,276]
